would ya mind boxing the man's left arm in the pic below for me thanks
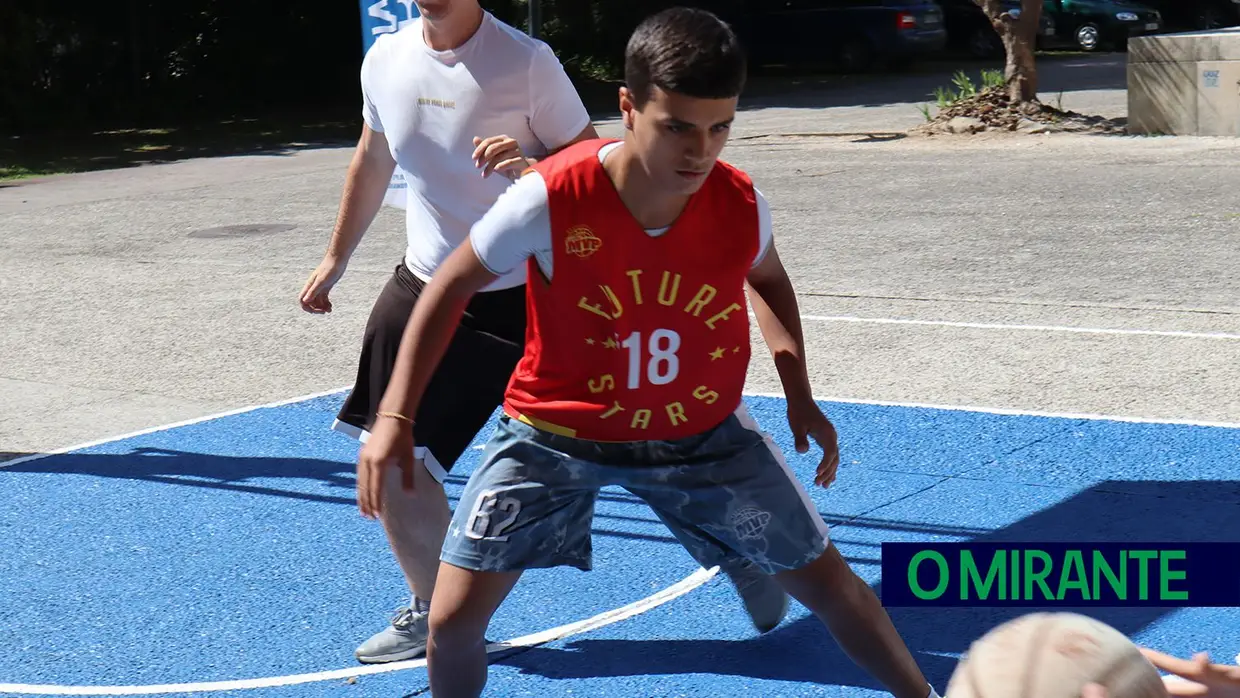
[746,220,841,488]
[746,242,812,407]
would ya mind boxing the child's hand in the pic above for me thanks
[1080,649,1240,698]
[472,135,530,179]
[1142,648,1240,697]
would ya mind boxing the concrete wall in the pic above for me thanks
[1128,27,1240,136]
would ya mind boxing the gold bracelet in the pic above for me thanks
[376,410,415,425]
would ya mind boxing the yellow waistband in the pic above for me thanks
[509,409,578,438]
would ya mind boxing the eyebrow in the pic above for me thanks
[663,117,734,129]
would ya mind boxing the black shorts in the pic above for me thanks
[332,260,526,481]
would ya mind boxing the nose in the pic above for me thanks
[685,130,710,161]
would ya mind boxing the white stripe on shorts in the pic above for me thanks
[732,403,832,541]
[330,419,450,484]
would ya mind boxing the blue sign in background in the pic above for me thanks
[357,0,418,208]
[881,542,1240,607]
[359,0,419,51]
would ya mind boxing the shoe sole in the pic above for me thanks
[353,636,504,664]
[354,644,428,664]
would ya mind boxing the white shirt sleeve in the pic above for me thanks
[359,36,387,133]
[527,43,592,152]
[469,173,554,278]
[471,172,772,279]
[753,186,774,268]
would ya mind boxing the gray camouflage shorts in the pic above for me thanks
[440,404,832,575]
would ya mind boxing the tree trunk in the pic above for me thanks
[1001,30,1038,102]
[974,0,1042,103]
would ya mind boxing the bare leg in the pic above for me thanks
[427,562,522,698]
[774,544,930,698]
[379,459,452,602]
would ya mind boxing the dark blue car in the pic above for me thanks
[745,0,949,72]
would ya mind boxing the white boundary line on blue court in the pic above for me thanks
[0,386,354,470]
[0,566,718,695]
[0,387,723,695]
[5,383,1238,475]
[745,392,1240,430]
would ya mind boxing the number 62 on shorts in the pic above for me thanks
[465,489,522,541]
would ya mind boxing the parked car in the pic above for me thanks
[1137,0,1240,31]
[1039,0,1164,51]
[939,0,1057,57]
[744,0,949,72]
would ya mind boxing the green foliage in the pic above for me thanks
[951,70,978,99]
[921,68,1007,118]
[934,86,958,108]
[942,69,1002,103]
[0,1,363,130]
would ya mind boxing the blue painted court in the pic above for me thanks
[1,393,1237,697]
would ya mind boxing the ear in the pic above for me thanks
[619,87,636,130]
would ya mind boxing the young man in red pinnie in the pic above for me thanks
[358,7,941,698]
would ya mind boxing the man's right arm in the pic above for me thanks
[326,125,397,260]
[299,124,396,313]
[355,172,551,515]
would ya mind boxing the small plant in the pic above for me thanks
[981,69,1005,90]
[917,103,932,122]
[934,86,958,108]
[951,70,978,99]
[930,70,1008,110]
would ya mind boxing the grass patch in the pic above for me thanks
[918,69,1006,122]
[935,70,1006,108]
[0,164,57,181]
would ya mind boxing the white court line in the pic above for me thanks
[795,313,1240,341]
[0,389,719,695]
[0,386,354,470]
[0,566,718,695]
[3,312,1235,472]
[746,392,1240,429]
[6,382,1238,474]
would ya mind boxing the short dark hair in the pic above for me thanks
[624,6,746,108]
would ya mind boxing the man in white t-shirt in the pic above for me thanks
[299,0,788,665]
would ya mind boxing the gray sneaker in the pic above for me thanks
[354,607,430,664]
[724,563,789,633]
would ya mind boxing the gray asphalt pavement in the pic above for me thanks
[4,53,1238,459]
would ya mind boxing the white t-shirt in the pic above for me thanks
[361,12,592,291]
[470,142,773,280]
